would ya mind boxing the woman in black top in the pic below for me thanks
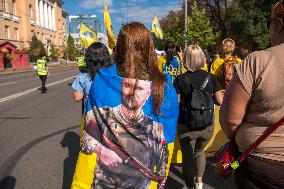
[174,44,223,189]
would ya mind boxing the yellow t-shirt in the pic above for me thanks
[157,56,166,73]
[158,56,208,75]
[210,57,242,79]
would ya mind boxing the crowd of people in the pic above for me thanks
[69,1,284,189]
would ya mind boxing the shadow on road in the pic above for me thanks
[165,157,237,189]
[0,176,16,189]
[60,131,80,189]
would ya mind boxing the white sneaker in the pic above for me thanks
[194,182,203,189]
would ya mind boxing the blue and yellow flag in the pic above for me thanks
[104,5,116,49]
[151,16,163,39]
[79,22,97,49]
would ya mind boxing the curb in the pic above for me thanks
[0,64,77,75]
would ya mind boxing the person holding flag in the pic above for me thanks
[80,22,178,189]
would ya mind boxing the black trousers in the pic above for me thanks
[235,155,284,189]
[39,75,47,92]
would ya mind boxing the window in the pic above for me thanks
[4,25,9,39]
[14,28,18,40]
[12,0,16,15]
[2,0,6,12]
[29,4,32,18]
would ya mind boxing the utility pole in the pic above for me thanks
[184,0,188,49]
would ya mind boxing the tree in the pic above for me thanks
[65,35,80,61]
[49,44,60,61]
[29,35,47,62]
[157,0,223,51]
[204,0,232,39]
[163,16,185,47]
[227,0,278,51]
[186,1,220,51]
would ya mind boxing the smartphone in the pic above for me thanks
[175,46,181,53]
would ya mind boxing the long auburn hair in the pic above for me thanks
[116,22,165,114]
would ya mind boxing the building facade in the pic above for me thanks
[0,0,68,52]
[69,15,107,47]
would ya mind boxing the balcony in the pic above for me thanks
[12,15,21,23]
[30,19,35,26]
[3,12,12,20]
[2,12,21,23]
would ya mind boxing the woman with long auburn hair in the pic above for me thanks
[79,22,179,189]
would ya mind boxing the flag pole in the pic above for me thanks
[185,0,188,49]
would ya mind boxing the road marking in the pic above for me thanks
[50,70,77,76]
[0,73,34,80]
[0,76,75,104]
[0,67,77,80]
[0,81,16,86]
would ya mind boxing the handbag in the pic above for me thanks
[215,116,284,179]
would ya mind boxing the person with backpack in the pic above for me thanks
[174,45,223,189]
[210,38,242,90]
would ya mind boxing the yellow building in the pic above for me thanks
[0,0,68,52]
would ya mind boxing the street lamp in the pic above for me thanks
[185,0,188,49]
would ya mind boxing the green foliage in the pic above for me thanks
[65,35,81,61]
[163,17,185,47]
[186,1,220,50]
[49,44,60,61]
[29,35,47,62]
[227,0,278,51]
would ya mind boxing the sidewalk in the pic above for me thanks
[0,62,77,75]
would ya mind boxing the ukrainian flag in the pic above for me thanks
[151,16,163,39]
[104,5,116,49]
[79,22,97,49]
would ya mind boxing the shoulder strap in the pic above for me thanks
[238,116,284,163]
[200,74,211,90]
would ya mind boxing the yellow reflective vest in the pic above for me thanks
[77,57,86,67]
[36,59,48,75]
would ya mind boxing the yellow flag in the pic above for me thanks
[151,16,163,39]
[104,5,116,49]
[79,22,97,49]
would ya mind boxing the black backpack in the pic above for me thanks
[182,74,214,130]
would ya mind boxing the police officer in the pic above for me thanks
[77,56,86,70]
[36,56,48,93]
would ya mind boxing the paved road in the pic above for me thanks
[0,66,81,189]
[0,67,236,189]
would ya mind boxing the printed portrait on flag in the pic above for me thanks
[80,64,178,189]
